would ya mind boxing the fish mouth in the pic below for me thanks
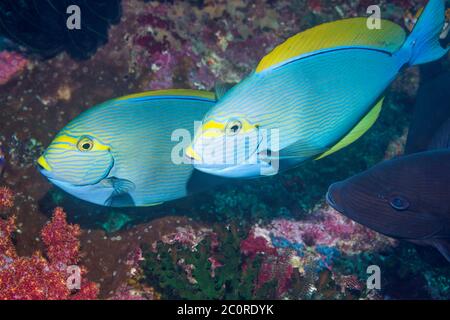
[192,148,269,178]
[327,182,380,235]
[326,182,346,213]
[194,161,273,178]
[37,155,52,172]
[190,130,264,174]
[185,145,201,162]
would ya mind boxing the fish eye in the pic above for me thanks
[77,137,94,152]
[226,120,242,136]
[389,195,410,211]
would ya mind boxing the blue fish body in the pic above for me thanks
[216,48,400,158]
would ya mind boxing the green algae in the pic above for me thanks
[141,224,263,300]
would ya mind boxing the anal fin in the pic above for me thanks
[315,97,384,160]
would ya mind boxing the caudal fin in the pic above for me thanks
[403,0,448,66]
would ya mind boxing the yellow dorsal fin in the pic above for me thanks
[315,97,384,160]
[116,89,215,101]
[256,18,406,73]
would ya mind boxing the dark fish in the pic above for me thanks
[326,150,450,262]
[404,70,450,154]
[429,117,450,149]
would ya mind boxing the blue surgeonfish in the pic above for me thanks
[37,90,217,207]
[187,0,449,178]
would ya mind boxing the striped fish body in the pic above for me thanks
[208,48,400,160]
[39,90,215,207]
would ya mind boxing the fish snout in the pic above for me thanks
[326,182,345,213]
[186,136,220,164]
[185,145,202,162]
[37,155,52,172]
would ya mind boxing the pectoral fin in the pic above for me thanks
[431,239,450,263]
[102,177,136,207]
[214,82,237,100]
[316,97,384,160]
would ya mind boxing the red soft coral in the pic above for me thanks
[0,186,14,210]
[41,207,81,266]
[0,207,98,300]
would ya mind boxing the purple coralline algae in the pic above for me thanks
[245,204,396,258]
[129,0,295,91]
[159,225,216,251]
[240,204,396,297]
[110,247,161,300]
[0,51,27,86]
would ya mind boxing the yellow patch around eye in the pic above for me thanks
[202,130,224,138]
[202,120,226,131]
[241,120,258,133]
[200,119,257,137]
[53,135,78,145]
[73,136,110,152]
[91,141,110,151]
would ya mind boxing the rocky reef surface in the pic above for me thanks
[1,0,450,299]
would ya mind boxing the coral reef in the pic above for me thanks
[238,205,396,299]
[41,207,82,266]
[110,247,161,300]
[0,147,5,178]
[140,206,395,300]
[333,242,450,300]
[5,135,45,170]
[0,207,98,299]
[141,223,267,299]
[0,186,14,210]
[0,51,27,85]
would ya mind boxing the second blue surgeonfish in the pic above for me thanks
[187,0,449,178]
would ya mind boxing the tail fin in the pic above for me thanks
[403,0,448,66]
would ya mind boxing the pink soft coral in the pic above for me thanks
[0,51,27,86]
